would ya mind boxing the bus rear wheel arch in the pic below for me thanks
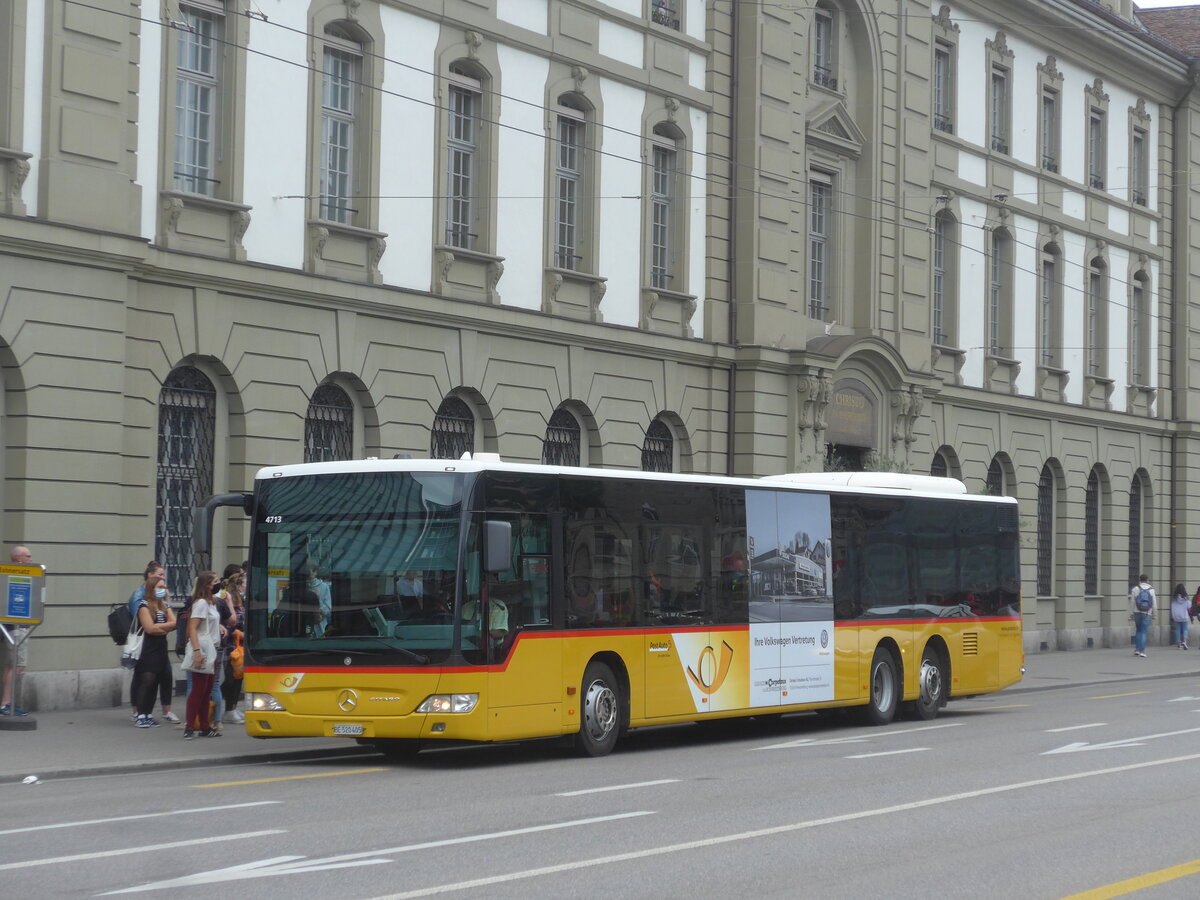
[863,644,900,726]
[576,659,626,757]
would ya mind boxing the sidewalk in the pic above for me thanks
[2,646,1199,784]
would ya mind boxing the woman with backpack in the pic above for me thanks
[1170,583,1190,650]
[220,567,247,725]
[1129,575,1156,658]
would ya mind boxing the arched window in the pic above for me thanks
[1130,271,1150,385]
[304,383,353,463]
[1087,257,1108,378]
[1036,462,1055,596]
[1085,468,1100,595]
[1128,472,1145,585]
[988,228,1013,357]
[155,366,216,598]
[641,418,674,472]
[542,407,582,466]
[932,212,958,345]
[431,396,475,459]
[1039,243,1062,368]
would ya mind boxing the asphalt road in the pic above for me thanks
[4,682,1200,899]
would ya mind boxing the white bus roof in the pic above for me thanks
[255,454,1009,504]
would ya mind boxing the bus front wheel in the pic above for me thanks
[577,661,622,757]
[863,647,899,726]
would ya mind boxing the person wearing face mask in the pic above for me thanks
[307,567,333,637]
[132,574,177,728]
[126,560,181,723]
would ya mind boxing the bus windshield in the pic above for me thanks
[247,470,469,666]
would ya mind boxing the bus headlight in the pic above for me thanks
[416,694,478,714]
[246,693,286,712]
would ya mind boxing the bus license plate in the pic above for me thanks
[332,723,365,736]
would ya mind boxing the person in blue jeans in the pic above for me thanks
[1170,583,1190,650]
[1129,575,1156,657]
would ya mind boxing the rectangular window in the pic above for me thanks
[1040,90,1059,172]
[173,8,221,196]
[1088,110,1105,189]
[447,84,479,249]
[933,44,953,133]
[990,69,1009,154]
[649,0,680,30]
[808,177,832,320]
[650,144,676,289]
[1040,256,1055,367]
[813,9,837,90]
[1131,128,1147,206]
[319,46,357,224]
[554,115,583,270]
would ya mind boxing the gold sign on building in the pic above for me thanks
[826,380,875,446]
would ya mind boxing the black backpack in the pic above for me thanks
[107,603,133,645]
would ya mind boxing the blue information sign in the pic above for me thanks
[7,578,31,619]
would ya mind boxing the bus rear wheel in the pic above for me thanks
[577,661,622,757]
[909,645,945,721]
[863,647,899,726]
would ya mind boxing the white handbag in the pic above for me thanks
[120,621,144,669]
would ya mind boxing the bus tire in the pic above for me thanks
[909,644,945,721]
[863,646,899,726]
[577,661,622,757]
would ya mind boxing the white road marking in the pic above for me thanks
[0,830,284,872]
[363,751,1200,899]
[99,811,655,894]
[0,801,280,836]
[1043,725,1200,755]
[845,748,929,759]
[756,721,960,750]
[1167,696,1200,702]
[556,779,679,796]
[1046,723,1107,733]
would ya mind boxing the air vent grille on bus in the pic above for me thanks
[962,632,979,656]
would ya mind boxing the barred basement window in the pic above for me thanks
[641,418,674,472]
[431,396,475,459]
[1036,463,1054,596]
[305,383,353,463]
[1084,469,1099,595]
[985,458,1004,497]
[542,408,581,466]
[155,367,216,599]
[931,451,948,478]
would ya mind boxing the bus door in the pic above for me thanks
[478,513,562,739]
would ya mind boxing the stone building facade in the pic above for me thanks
[1,0,1199,707]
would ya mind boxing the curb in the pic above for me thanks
[0,743,380,785]
[1003,667,1200,695]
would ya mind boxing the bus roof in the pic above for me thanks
[255,454,1012,505]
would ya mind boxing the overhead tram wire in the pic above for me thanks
[62,0,1168,332]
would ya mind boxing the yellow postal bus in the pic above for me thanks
[203,456,1022,757]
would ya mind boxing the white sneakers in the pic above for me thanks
[163,710,181,723]
[222,709,245,724]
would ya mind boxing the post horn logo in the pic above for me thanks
[686,640,735,695]
[337,689,358,712]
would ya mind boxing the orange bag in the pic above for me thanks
[229,629,244,680]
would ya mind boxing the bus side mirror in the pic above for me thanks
[193,492,253,556]
[484,520,512,574]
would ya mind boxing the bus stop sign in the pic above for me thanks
[0,563,45,625]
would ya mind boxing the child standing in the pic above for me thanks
[1170,583,1190,650]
